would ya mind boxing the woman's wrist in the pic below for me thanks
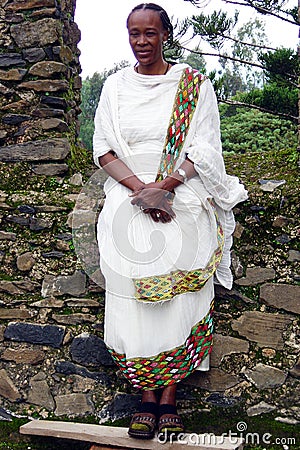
[161,172,184,192]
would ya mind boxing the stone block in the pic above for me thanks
[55,360,110,385]
[231,311,292,349]
[19,79,69,92]
[40,95,68,110]
[11,18,60,49]
[0,68,27,81]
[0,309,34,320]
[0,53,25,68]
[29,61,67,77]
[98,393,141,423]
[42,270,86,297]
[242,363,287,389]
[31,163,69,176]
[6,0,55,11]
[210,334,249,368]
[0,369,21,402]
[1,347,45,365]
[70,333,114,367]
[185,368,242,392]
[246,401,276,417]
[54,393,94,417]
[235,266,275,286]
[52,313,96,325]
[16,252,36,271]
[260,283,300,314]
[22,47,46,63]
[27,379,55,410]
[0,138,70,162]
[4,322,65,348]
[2,113,31,125]
[40,118,69,132]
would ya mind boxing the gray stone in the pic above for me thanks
[55,360,110,385]
[29,217,53,231]
[275,417,300,425]
[19,79,69,92]
[18,205,36,214]
[40,118,68,132]
[231,311,292,349]
[11,18,60,49]
[0,369,21,402]
[4,322,65,348]
[0,325,5,341]
[0,280,39,294]
[231,250,244,279]
[233,221,244,239]
[69,173,83,186]
[0,139,70,162]
[204,393,239,407]
[272,215,290,227]
[66,298,100,308]
[275,234,291,244]
[54,393,94,417]
[42,270,86,297]
[31,164,69,176]
[29,61,67,77]
[5,215,29,227]
[53,45,73,64]
[6,0,55,11]
[27,379,55,410]
[243,363,287,389]
[98,393,141,423]
[52,313,96,325]
[259,179,286,192]
[17,252,35,271]
[31,298,64,308]
[1,347,45,365]
[40,95,68,110]
[260,283,300,314]
[235,266,275,286]
[32,107,64,118]
[185,368,242,392]
[289,357,300,378]
[0,53,25,68]
[22,47,46,63]
[246,401,276,417]
[211,334,249,368]
[0,231,16,240]
[2,114,31,125]
[288,250,300,262]
[42,251,64,259]
[70,333,114,367]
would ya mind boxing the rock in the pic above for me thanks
[2,113,31,125]
[233,221,244,239]
[29,217,53,231]
[0,369,21,402]
[0,280,39,294]
[275,417,299,425]
[0,231,16,240]
[19,79,69,92]
[0,407,14,421]
[0,53,25,68]
[42,251,64,259]
[231,250,244,278]
[0,68,27,81]
[40,118,68,132]
[53,45,73,64]
[231,311,292,349]
[30,7,56,19]
[52,313,96,325]
[289,357,300,378]
[0,309,33,320]
[272,215,290,227]
[54,393,94,417]
[18,205,36,214]
[6,0,55,11]
[31,163,69,176]
[210,334,249,368]
[261,348,276,358]
[235,266,275,286]
[32,107,64,118]
[42,270,86,297]
[11,18,60,49]
[98,393,141,423]
[260,283,300,315]
[16,252,35,271]
[66,298,100,308]
[204,393,239,407]
[55,360,110,385]
[69,173,83,186]
[31,298,64,308]
[243,363,287,389]
[40,95,67,110]
[185,368,242,392]
[288,250,300,262]
[246,401,276,417]
[29,61,67,77]
[0,138,70,162]
[70,375,97,393]
[4,322,65,348]
[70,333,114,367]
[0,325,5,341]
[1,347,45,365]
[27,378,55,410]
[22,47,46,63]
[259,179,286,192]
[275,234,291,244]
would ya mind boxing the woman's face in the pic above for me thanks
[127,9,168,68]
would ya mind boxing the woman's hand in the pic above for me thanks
[130,182,175,223]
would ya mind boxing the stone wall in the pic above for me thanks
[0,0,299,433]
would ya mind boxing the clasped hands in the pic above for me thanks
[129,181,175,223]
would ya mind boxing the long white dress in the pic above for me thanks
[93,64,247,390]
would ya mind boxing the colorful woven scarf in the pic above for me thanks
[156,67,206,182]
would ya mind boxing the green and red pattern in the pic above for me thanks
[108,302,214,390]
[156,68,206,182]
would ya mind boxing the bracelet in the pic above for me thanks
[177,168,188,183]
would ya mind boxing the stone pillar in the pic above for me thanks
[0,0,82,175]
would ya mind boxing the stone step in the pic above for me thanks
[20,420,244,449]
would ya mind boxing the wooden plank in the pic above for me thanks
[20,420,244,450]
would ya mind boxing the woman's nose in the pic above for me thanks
[137,34,146,45]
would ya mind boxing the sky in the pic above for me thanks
[74,0,298,79]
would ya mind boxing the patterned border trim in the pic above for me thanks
[133,209,224,302]
[108,302,214,390]
[156,68,206,182]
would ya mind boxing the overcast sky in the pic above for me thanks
[75,0,298,79]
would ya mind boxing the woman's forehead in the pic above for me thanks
[127,9,163,29]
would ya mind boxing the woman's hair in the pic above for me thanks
[126,3,173,45]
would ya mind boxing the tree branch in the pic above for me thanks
[217,32,277,51]
[219,98,298,122]
[221,0,298,25]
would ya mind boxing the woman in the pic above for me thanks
[93,3,247,440]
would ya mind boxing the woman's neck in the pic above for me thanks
[135,60,170,75]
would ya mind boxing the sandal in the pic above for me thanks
[128,402,158,440]
[157,404,185,440]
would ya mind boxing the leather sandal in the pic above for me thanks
[128,411,157,439]
[157,404,185,440]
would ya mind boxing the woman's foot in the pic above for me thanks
[157,385,184,440]
[128,391,158,440]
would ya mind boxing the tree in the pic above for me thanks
[79,61,129,150]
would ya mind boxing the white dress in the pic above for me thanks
[93,64,247,390]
